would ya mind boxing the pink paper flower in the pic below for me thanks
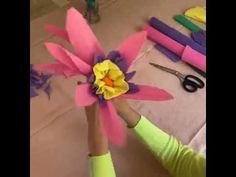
[34,7,173,146]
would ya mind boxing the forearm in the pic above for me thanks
[133,116,205,177]
[116,104,205,177]
[86,105,109,156]
[85,105,116,177]
[115,102,141,128]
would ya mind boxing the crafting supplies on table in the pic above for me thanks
[173,15,206,46]
[149,16,205,55]
[143,6,206,77]
[143,24,206,72]
[184,6,206,24]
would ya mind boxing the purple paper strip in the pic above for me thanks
[94,55,104,64]
[30,64,52,99]
[88,74,95,83]
[149,17,206,55]
[30,87,38,97]
[154,44,181,62]
[125,71,136,81]
[44,85,51,100]
[127,83,139,93]
[107,50,121,61]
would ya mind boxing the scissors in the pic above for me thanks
[149,62,205,93]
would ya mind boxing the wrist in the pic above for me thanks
[117,105,141,128]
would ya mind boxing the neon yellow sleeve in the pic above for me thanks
[133,116,206,177]
[90,152,116,177]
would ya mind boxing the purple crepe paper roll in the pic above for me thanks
[154,44,181,62]
[149,17,206,55]
[191,31,206,47]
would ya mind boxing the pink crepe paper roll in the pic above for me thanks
[143,24,185,56]
[182,45,206,72]
[143,24,206,72]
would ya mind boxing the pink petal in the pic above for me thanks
[33,63,68,76]
[44,24,69,42]
[63,70,81,77]
[45,42,78,71]
[119,85,173,101]
[62,48,92,75]
[99,101,126,146]
[66,7,104,65]
[117,31,147,67]
[75,83,97,106]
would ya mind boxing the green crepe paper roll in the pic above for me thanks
[174,15,202,32]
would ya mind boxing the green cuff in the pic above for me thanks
[90,152,116,177]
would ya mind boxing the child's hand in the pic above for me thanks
[78,81,109,156]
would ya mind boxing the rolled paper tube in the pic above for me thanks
[149,16,206,55]
[191,31,206,47]
[144,25,206,72]
[174,15,202,32]
[143,24,185,56]
[154,44,206,77]
[173,15,206,46]
[181,45,206,72]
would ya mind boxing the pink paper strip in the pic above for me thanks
[119,85,173,101]
[34,63,81,77]
[182,45,206,72]
[34,63,67,76]
[99,101,126,146]
[66,7,104,65]
[62,48,92,75]
[44,24,69,42]
[45,42,78,71]
[117,31,147,67]
[75,84,97,106]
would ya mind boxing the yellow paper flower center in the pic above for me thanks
[93,60,129,100]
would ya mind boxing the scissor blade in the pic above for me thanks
[149,62,178,75]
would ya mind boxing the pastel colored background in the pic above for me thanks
[30,0,206,177]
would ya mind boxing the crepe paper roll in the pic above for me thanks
[144,25,206,72]
[191,31,206,47]
[149,16,206,55]
[154,43,181,62]
[143,25,185,56]
[173,15,206,46]
[174,15,202,32]
[154,44,206,77]
[182,45,206,72]
[184,6,206,24]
